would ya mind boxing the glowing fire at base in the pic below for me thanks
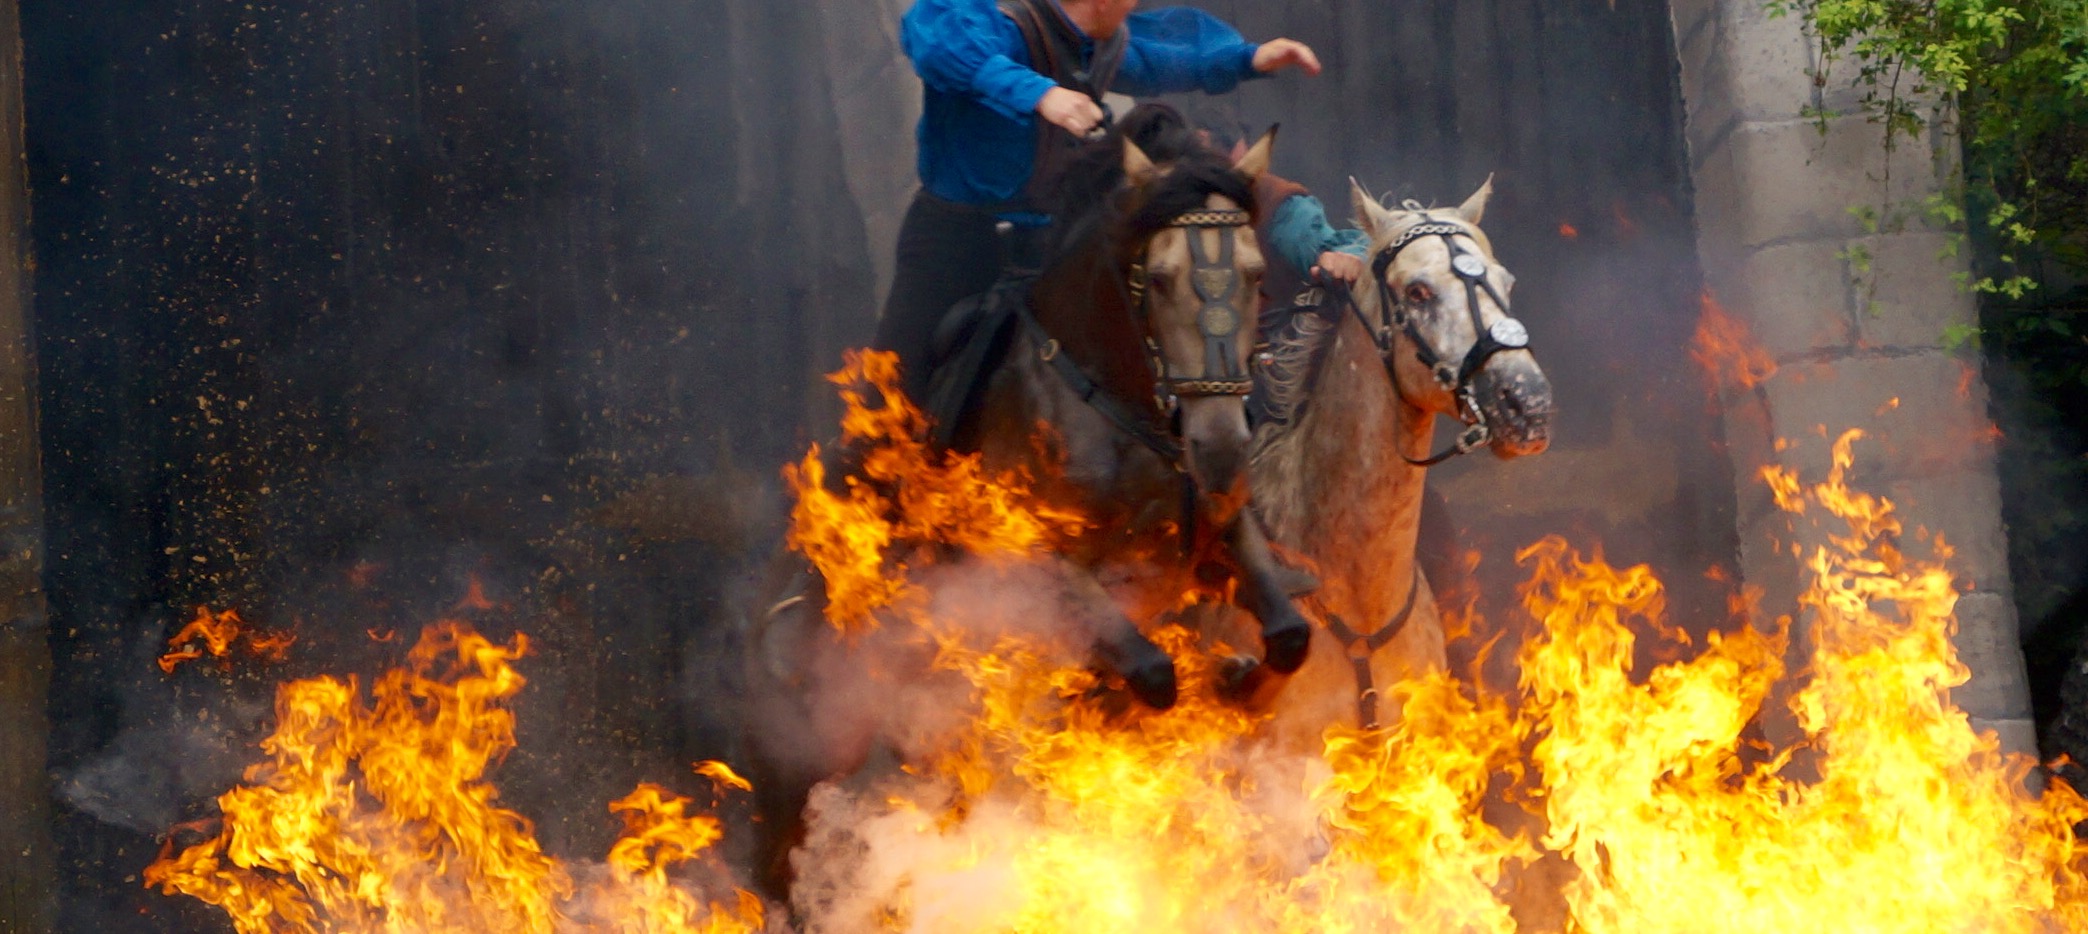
[145,624,762,934]
[780,354,2088,932]
[155,351,2088,933]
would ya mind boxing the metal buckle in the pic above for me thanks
[1456,422,1491,452]
[1489,317,1530,349]
[1451,252,1488,279]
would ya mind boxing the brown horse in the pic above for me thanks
[739,106,1311,902]
[1238,177,1553,749]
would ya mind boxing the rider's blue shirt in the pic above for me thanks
[1268,194,1369,277]
[902,0,1264,211]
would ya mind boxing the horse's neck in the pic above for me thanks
[1259,305,1434,626]
[1032,237,1151,402]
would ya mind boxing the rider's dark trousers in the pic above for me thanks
[874,190,1006,405]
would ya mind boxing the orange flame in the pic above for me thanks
[780,388,2088,929]
[1690,291,1779,391]
[145,623,763,933]
[157,356,2088,932]
[784,349,1085,632]
[158,607,295,674]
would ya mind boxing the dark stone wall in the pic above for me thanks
[25,1,874,928]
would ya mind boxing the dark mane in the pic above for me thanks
[1046,103,1257,260]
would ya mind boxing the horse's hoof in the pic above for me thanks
[1260,611,1311,675]
[1216,655,1267,705]
[1124,654,1179,710]
[1093,631,1179,710]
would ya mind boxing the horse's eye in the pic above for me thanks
[1405,283,1435,305]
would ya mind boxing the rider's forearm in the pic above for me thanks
[971,55,1057,120]
[1268,195,1364,279]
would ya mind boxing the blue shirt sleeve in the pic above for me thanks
[1268,195,1370,278]
[902,0,1058,120]
[1114,7,1263,97]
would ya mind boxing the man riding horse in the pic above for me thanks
[875,0,1326,404]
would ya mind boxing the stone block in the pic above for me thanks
[1686,131,1747,261]
[1676,25,1737,158]
[1852,231,1978,350]
[1880,468,2013,595]
[1735,505,1812,630]
[1722,389,1782,528]
[1758,352,1996,482]
[1706,3,1818,124]
[1951,592,2032,721]
[1705,239,1855,359]
[1722,116,1936,251]
[1970,718,2040,760]
[1667,0,1720,49]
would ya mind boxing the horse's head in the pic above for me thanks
[1349,177,1552,460]
[1116,130,1275,513]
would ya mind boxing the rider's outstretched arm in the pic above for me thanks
[1116,9,1320,97]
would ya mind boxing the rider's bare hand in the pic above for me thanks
[1036,87,1106,136]
[1312,251,1365,285]
[1253,39,1323,77]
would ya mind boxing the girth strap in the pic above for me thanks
[1310,567,1422,730]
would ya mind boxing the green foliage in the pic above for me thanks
[1768,0,2088,316]
[1768,0,2088,652]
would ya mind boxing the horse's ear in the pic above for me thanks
[1458,173,1496,225]
[1123,138,1158,186]
[1232,124,1277,180]
[1351,177,1395,239]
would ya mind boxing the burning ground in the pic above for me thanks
[143,351,2088,932]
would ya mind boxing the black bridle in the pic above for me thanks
[1127,207,1258,411]
[1353,211,1532,467]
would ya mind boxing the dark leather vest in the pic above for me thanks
[997,0,1126,211]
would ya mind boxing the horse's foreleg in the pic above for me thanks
[1052,559,1178,710]
[1227,517,1312,674]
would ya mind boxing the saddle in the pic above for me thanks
[922,276,1031,451]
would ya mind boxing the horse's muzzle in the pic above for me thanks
[1473,352,1552,458]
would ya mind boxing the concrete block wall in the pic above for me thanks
[1668,0,2035,752]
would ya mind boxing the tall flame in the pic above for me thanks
[145,623,763,934]
[784,349,1085,632]
[156,350,2088,932]
[1690,291,1779,391]
[777,357,2088,930]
